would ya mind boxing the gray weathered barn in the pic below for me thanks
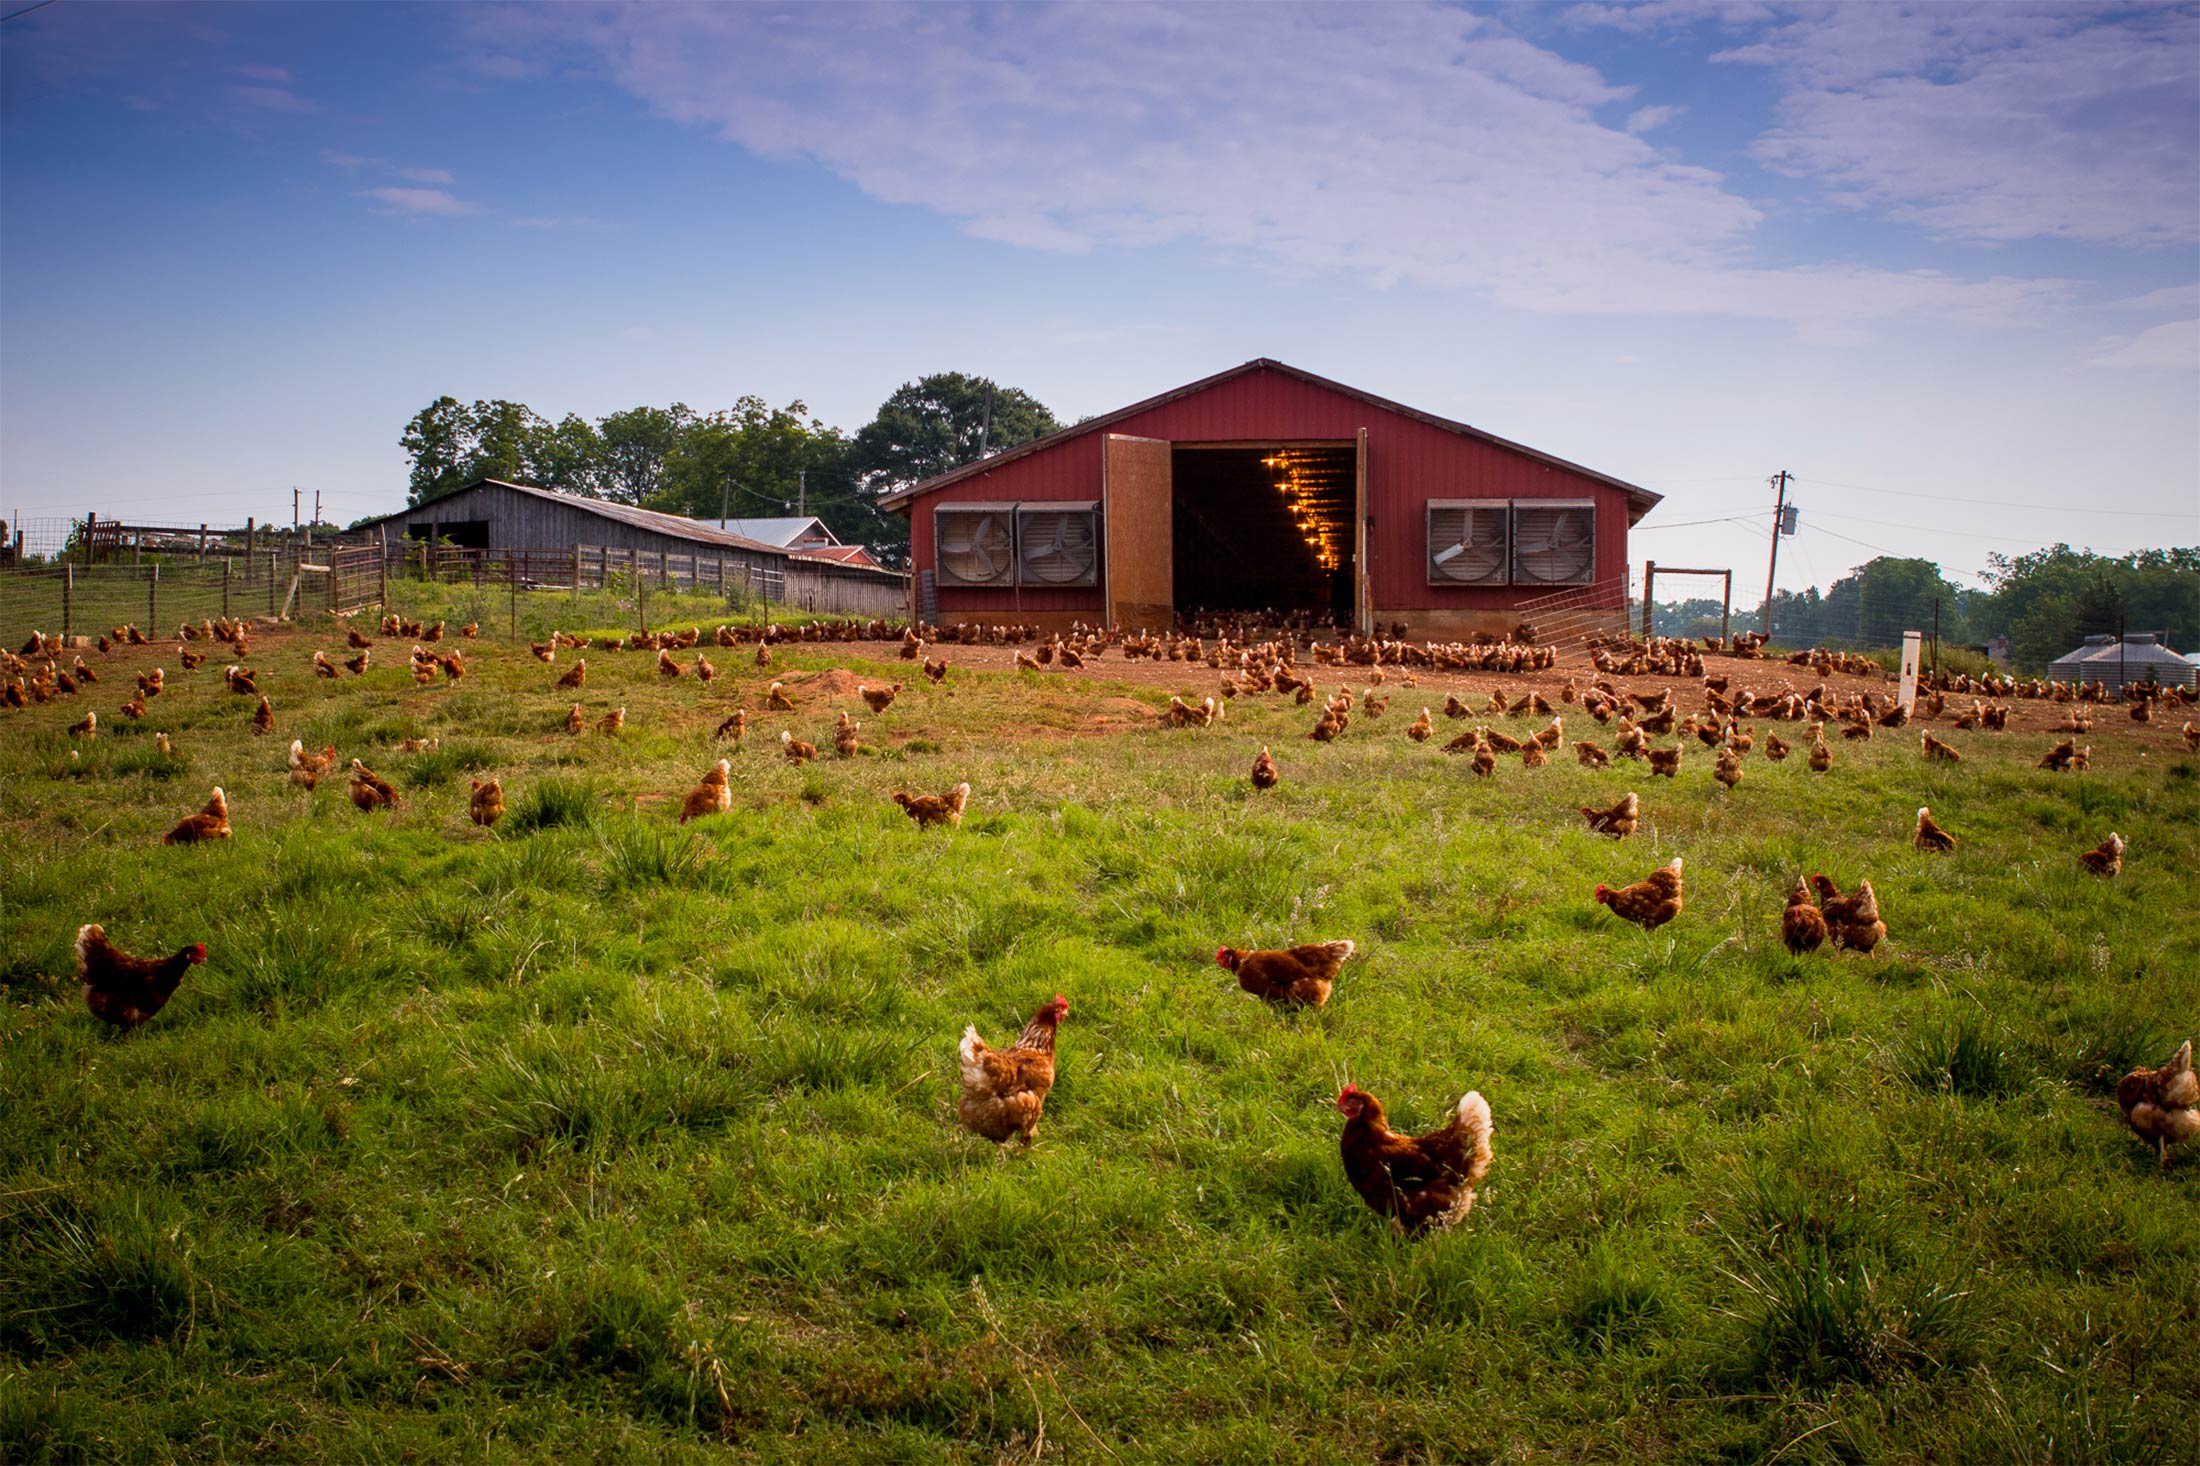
[351,478,907,617]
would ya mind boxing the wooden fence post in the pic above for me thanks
[269,552,277,616]
[61,563,72,641]
[148,561,159,629]
[509,552,519,638]
[245,516,256,566]
[223,558,232,618]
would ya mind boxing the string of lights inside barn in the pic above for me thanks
[1263,449,1346,572]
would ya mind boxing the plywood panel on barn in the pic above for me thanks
[1103,435,1173,631]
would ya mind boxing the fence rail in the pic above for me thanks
[1510,577,1637,649]
[0,545,374,643]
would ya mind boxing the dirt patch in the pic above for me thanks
[788,668,870,698]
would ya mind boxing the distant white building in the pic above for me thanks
[2047,632,2197,693]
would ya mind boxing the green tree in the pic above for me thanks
[847,373,1062,564]
[597,405,695,506]
[1973,545,2200,669]
[400,396,472,505]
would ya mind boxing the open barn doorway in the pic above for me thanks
[1172,443,1358,628]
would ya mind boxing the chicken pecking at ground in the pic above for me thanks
[768,682,796,711]
[1595,857,1684,932]
[1335,1085,1495,1234]
[163,787,230,845]
[2119,1041,2199,1166]
[288,740,337,790]
[597,706,626,736]
[1921,731,1962,763]
[893,782,970,829]
[1781,876,1828,953]
[348,760,400,813]
[1575,740,1610,769]
[76,924,206,1030]
[1913,806,1957,852]
[557,659,587,689]
[1216,939,1354,1007]
[1810,874,1886,952]
[958,995,1070,1148]
[1251,745,1280,790]
[923,657,949,684]
[834,713,861,757]
[781,730,817,763]
[1647,745,1683,779]
[714,709,748,744]
[2076,832,2124,877]
[470,777,504,827]
[680,760,731,824]
[1580,791,1639,839]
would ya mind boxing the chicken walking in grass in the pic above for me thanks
[1580,791,1639,839]
[76,924,206,1030]
[860,683,902,713]
[1921,731,1962,763]
[958,995,1069,1149]
[163,787,231,845]
[1216,940,1353,1008]
[1713,746,1742,791]
[1810,875,1886,952]
[715,709,748,745]
[469,777,504,828]
[1250,745,1279,790]
[348,760,400,813]
[1336,1085,1495,1234]
[768,681,795,711]
[1595,857,1684,932]
[288,740,337,790]
[597,706,626,736]
[679,760,732,824]
[1808,736,1833,773]
[2120,1041,2199,1167]
[781,729,816,763]
[1781,876,1827,954]
[557,659,586,689]
[1575,740,1610,769]
[834,713,861,757]
[893,783,970,829]
[2076,832,2124,877]
[1913,806,1957,852]
[565,703,585,735]
[69,710,96,739]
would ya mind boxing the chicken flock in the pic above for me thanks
[18,608,2198,1234]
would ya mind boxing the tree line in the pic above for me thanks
[391,373,1063,567]
[1749,547,2198,671]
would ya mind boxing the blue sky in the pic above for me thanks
[3,0,2195,593]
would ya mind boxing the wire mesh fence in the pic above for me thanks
[0,547,376,645]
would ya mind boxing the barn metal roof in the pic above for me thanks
[354,479,783,555]
[880,358,1666,518]
[719,516,839,547]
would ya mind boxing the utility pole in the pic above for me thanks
[719,478,732,529]
[311,488,321,552]
[1760,469,1790,637]
[977,382,995,457]
[797,469,806,517]
[293,487,301,541]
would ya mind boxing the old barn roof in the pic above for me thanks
[880,358,1666,518]
[356,479,782,555]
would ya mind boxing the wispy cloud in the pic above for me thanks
[1624,104,1684,134]
[234,65,293,84]
[357,187,479,218]
[397,167,456,186]
[321,149,373,170]
[479,2,2072,340]
[1713,5,2199,248]
[229,83,314,114]
[509,215,608,231]
[2109,283,2200,314]
[2086,320,2200,371]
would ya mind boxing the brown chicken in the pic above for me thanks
[252,695,274,735]
[163,787,231,845]
[1470,739,1496,778]
[893,782,970,828]
[1808,737,1833,773]
[76,924,206,1030]
[780,730,816,762]
[1713,747,1742,790]
[225,664,257,695]
[658,648,684,677]
[694,653,715,684]
[834,713,861,757]
[2037,738,2079,771]
[1921,731,1962,763]
[860,683,902,713]
[69,710,97,739]
[715,708,748,744]
[1809,874,1886,952]
[1781,876,1827,954]
[348,760,400,812]
[1405,707,1433,742]
[1216,939,1354,1007]
[313,650,338,679]
[1595,857,1684,932]
[1575,740,1610,769]
[2118,1041,2199,1166]
[288,739,337,789]
[2076,832,2124,877]
[597,706,626,736]
[1251,745,1279,790]
[1336,1085,1495,1233]
[1913,806,1957,852]
[469,777,505,827]
[1646,745,1682,779]
[557,659,587,689]
[344,649,370,675]
[1764,732,1790,761]
[768,682,796,711]
[1580,791,1639,838]
[958,995,1070,1147]
[679,759,732,823]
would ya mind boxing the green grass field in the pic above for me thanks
[3,618,2197,1463]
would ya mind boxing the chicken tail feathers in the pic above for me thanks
[958,1024,987,1084]
[1455,1090,1495,1180]
[74,923,106,975]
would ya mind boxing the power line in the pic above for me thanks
[1789,476,2193,521]
[1633,513,1764,531]
[1,0,60,23]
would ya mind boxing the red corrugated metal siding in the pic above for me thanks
[915,366,1631,617]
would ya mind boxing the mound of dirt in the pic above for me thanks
[791,668,867,697]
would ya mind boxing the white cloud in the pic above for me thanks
[397,167,456,186]
[321,149,373,170]
[235,65,293,84]
[1561,1,1773,35]
[1719,4,2199,247]
[229,83,314,113]
[356,187,479,217]
[2086,319,2200,371]
[2110,283,2200,314]
[509,215,607,231]
[478,2,2068,337]
[1625,104,1684,134]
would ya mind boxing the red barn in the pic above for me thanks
[884,359,1660,638]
